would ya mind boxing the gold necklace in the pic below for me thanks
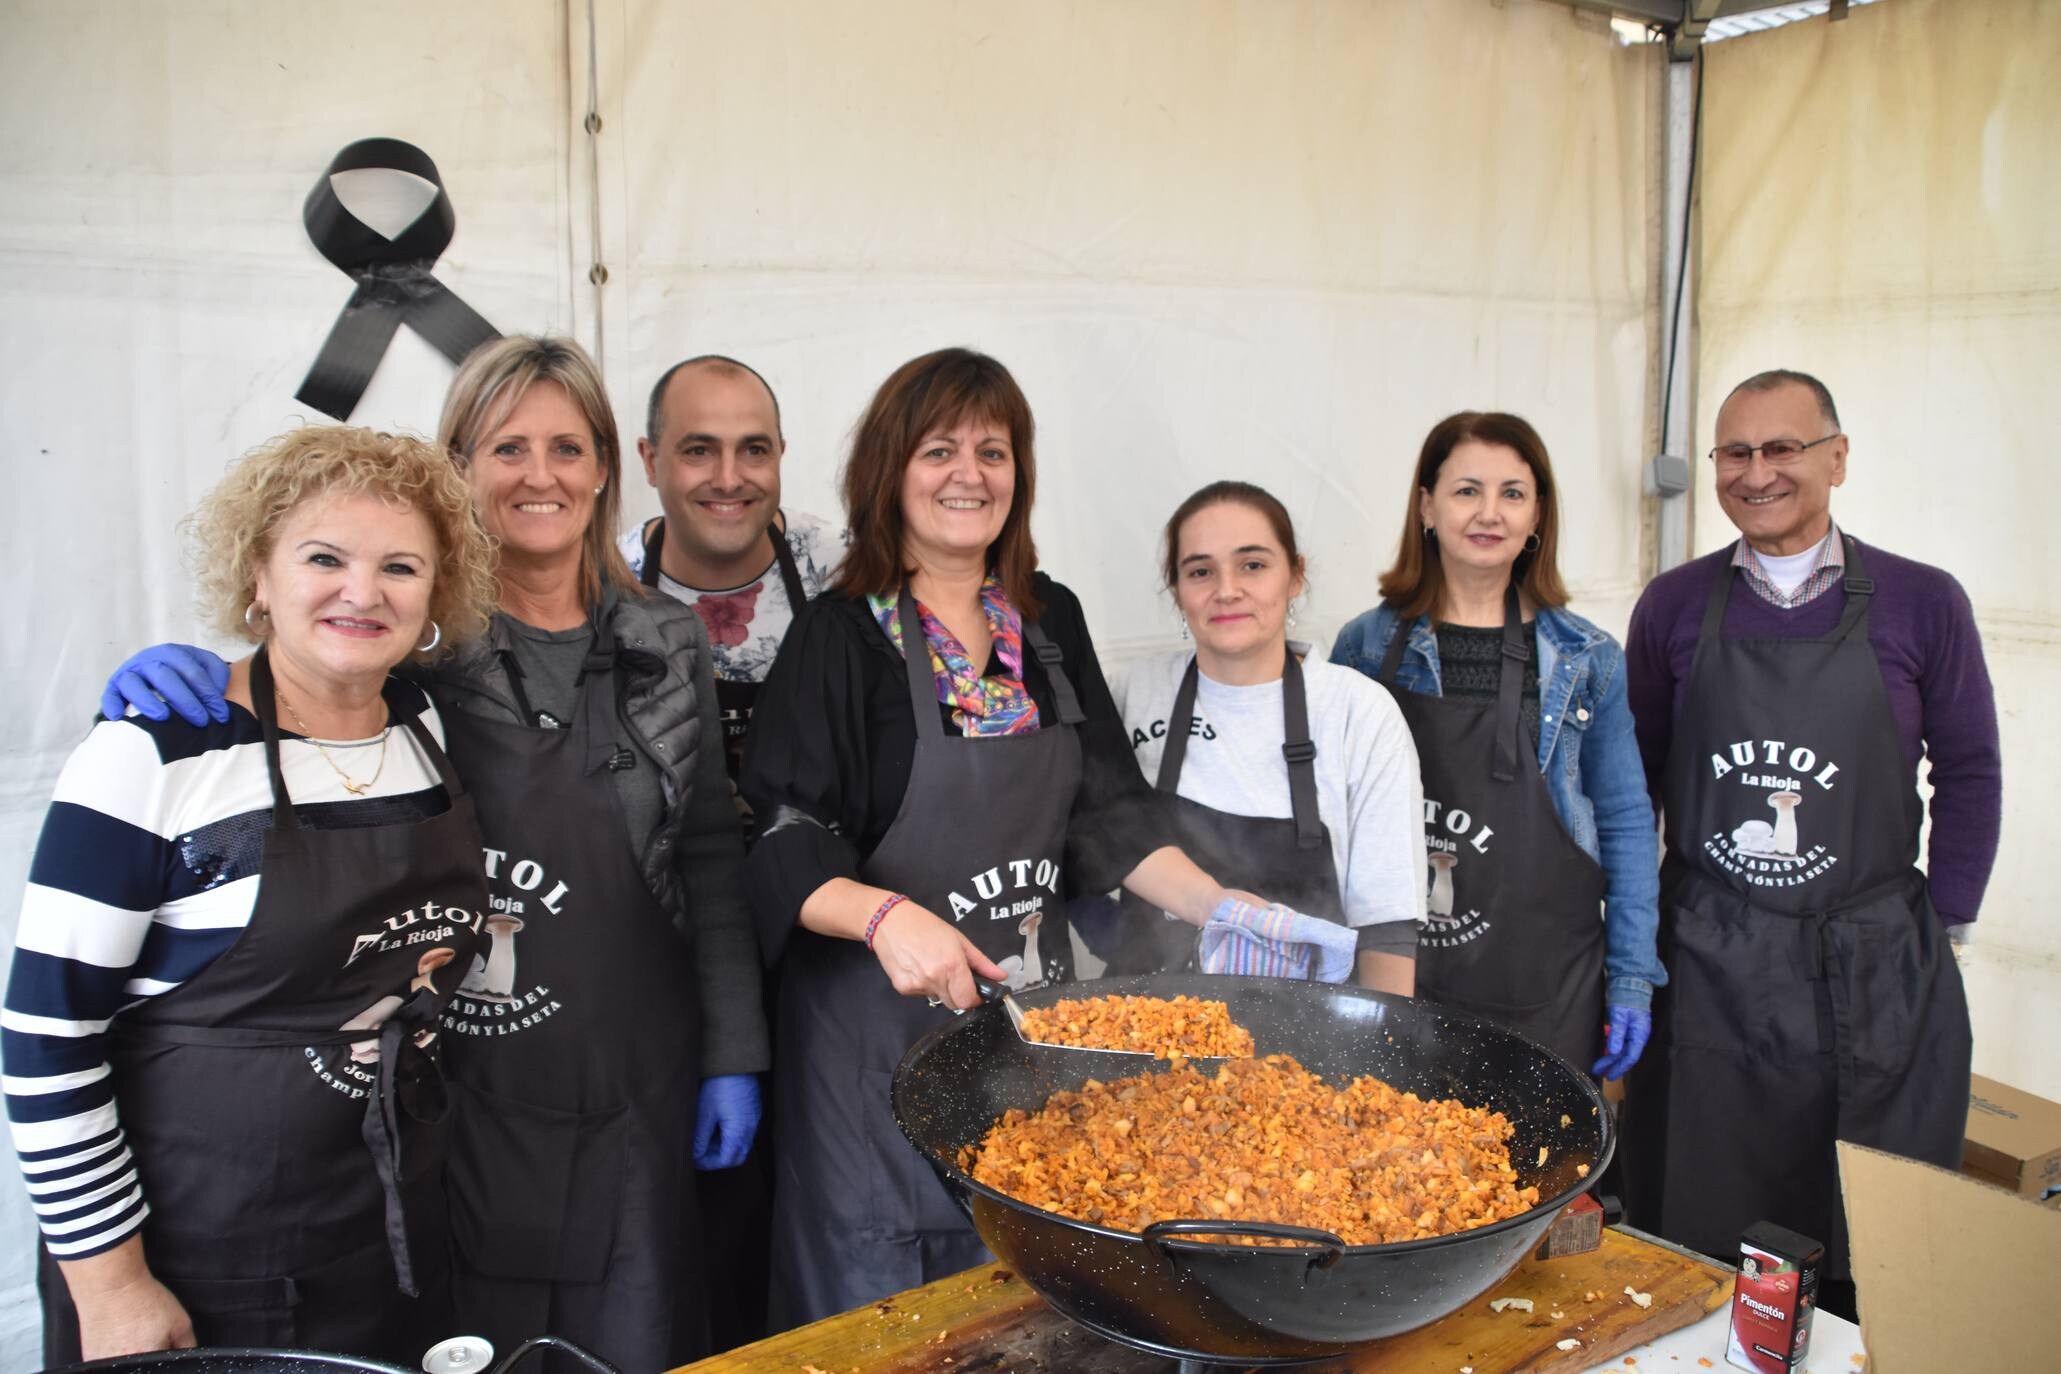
[276,687,390,796]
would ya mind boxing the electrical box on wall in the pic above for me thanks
[1644,453,1690,498]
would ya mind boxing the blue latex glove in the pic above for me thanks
[101,644,231,726]
[694,1073,762,1171]
[1591,1005,1653,1081]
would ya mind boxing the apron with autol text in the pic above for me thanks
[767,586,1084,1328]
[1624,539,1972,1278]
[41,647,488,1366]
[435,635,706,1370]
[1379,589,1607,1069]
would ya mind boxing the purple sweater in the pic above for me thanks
[1625,537,2001,925]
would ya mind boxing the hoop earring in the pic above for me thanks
[417,621,443,654]
[244,602,270,635]
[1422,526,1436,542]
[1524,533,1541,552]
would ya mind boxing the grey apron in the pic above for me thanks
[767,586,1085,1328]
[1379,590,1608,1068]
[40,649,489,1366]
[1102,647,1345,975]
[436,637,705,1370]
[1623,539,1973,1278]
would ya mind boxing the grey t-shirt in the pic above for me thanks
[502,619,663,855]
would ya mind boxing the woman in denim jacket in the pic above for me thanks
[1330,412,1662,1080]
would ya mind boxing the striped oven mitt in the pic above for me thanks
[1196,897,1358,984]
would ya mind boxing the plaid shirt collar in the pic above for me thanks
[1732,520,1845,609]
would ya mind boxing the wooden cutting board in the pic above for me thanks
[673,1228,1733,1374]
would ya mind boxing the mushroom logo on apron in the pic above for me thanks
[437,846,572,1038]
[942,857,1064,989]
[1701,739,1843,888]
[1418,796,1496,948]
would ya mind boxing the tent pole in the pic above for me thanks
[1655,53,1699,574]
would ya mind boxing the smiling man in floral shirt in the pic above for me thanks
[621,356,846,791]
[617,356,846,1353]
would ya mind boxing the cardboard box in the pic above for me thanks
[1963,1073,2061,1199]
[1841,1141,2061,1369]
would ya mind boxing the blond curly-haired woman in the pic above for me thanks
[9,425,497,1364]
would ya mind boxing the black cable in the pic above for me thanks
[1659,48,1705,451]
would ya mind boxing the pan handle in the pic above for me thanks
[1142,1218,1348,1281]
[488,1336,624,1374]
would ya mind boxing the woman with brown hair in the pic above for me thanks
[1330,412,1662,1079]
[96,336,766,1370]
[742,347,1304,1326]
[1104,481,1424,990]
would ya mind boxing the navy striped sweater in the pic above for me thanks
[5,683,448,1259]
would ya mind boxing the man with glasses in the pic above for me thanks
[1620,369,1998,1318]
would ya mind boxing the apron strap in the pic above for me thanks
[640,519,665,588]
[395,699,465,797]
[249,647,300,832]
[645,515,810,610]
[1492,584,1528,784]
[1157,649,1321,849]
[895,586,946,741]
[1374,612,1413,686]
[769,517,810,608]
[359,988,447,1299]
[1698,535,1874,650]
[1696,544,1738,647]
[1022,619,1087,727]
[1829,537,1873,643]
[1280,647,1324,850]
[1155,658,1202,793]
[893,586,1084,734]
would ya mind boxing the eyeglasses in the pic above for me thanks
[1707,433,1841,469]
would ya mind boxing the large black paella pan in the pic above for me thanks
[892,973,1613,1365]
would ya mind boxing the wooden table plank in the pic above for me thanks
[674,1229,1733,1374]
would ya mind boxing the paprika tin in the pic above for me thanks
[1726,1221,1823,1373]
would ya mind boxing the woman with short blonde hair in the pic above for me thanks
[13,424,494,1364]
[193,423,500,648]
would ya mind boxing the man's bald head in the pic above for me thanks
[1725,368,1840,431]
[637,354,789,585]
[645,355,784,452]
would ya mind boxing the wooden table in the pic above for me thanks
[675,1227,1734,1374]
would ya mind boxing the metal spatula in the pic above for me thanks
[975,980,1206,1059]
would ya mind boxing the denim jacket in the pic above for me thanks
[1329,604,1665,1010]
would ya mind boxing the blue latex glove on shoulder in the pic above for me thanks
[1591,1004,1652,1081]
[101,644,231,727]
[694,1073,762,1171]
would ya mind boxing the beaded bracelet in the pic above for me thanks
[863,893,909,950]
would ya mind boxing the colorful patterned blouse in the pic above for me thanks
[868,577,1041,736]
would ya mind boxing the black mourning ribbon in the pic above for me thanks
[295,138,499,420]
